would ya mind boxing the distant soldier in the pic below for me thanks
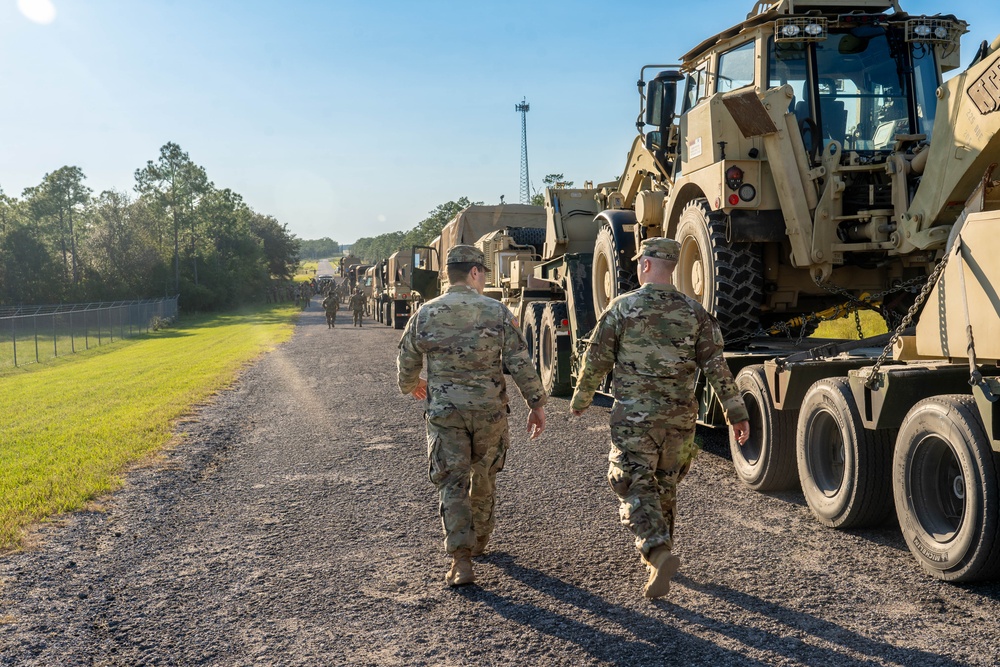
[397,245,546,587]
[570,237,750,599]
[322,291,339,329]
[349,289,366,327]
[301,282,311,309]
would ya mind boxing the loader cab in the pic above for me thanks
[768,21,943,158]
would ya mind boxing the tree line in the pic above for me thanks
[299,238,340,260]
[350,197,483,264]
[0,142,300,310]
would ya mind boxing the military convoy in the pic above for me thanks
[342,0,1000,581]
[470,0,1000,581]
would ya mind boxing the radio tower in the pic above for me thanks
[516,98,530,204]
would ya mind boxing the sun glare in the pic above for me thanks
[17,0,57,25]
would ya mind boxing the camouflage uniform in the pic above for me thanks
[570,238,748,558]
[322,293,339,328]
[397,249,546,556]
[349,292,365,327]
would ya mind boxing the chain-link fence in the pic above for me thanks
[0,297,179,369]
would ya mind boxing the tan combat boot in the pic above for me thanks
[445,548,475,586]
[643,546,680,599]
[471,535,490,558]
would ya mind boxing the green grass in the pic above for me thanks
[296,260,319,279]
[812,309,888,339]
[0,304,299,550]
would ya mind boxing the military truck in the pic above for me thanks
[377,250,417,330]
[338,254,362,278]
[408,204,546,306]
[346,263,372,301]
[368,259,388,324]
[507,0,1000,581]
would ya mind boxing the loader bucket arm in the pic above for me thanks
[898,47,1000,253]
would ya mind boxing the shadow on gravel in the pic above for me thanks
[673,575,968,666]
[458,553,771,666]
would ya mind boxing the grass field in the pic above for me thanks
[296,260,318,280]
[0,304,299,550]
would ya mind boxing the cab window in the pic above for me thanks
[717,41,755,93]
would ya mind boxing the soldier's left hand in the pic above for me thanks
[410,377,428,400]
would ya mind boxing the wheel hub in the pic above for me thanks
[603,272,613,303]
[691,260,704,297]
[953,474,965,500]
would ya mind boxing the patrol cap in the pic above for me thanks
[446,244,489,270]
[632,237,680,263]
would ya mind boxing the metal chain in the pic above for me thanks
[724,272,923,349]
[863,250,952,389]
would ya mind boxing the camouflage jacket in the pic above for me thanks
[348,294,365,311]
[322,295,339,312]
[397,284,547,417]
[570,283,748,427]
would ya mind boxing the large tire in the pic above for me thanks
[593,222,637,316]
[674,199,762,341]
[893,395,1000,582]
[384,301,392,327]
[508,226,546,254]
[797,378,895,528]
[539,302,571,397]
[731,365,799,491]
[392,301,408,330]
[522,302,546,374]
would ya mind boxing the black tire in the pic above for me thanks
[797,378,895,528]
[539,302,571,397]
[508,226,546,253]
[384,301,392,327]
[731,365,799,491]
[592,222,637,315]
[522,302,546,374]
[393,301,408,330]
[674,199,762,341]
[893,395,1000,582]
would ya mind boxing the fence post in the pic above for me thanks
[53,313,57,358]
[34,315,39,363]
[85,311,90,350]
[97,309,102,346]
[11,317,17,367]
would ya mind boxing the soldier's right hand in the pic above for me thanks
[527,406,545,439]
[410,377,428,400]
[732,420,750,446]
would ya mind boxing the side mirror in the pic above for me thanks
[645,70,685,135]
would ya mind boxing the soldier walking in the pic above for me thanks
[349,289,365,327]
[322,291,339,329]
[397,245,546,587]
[570,237,750,599]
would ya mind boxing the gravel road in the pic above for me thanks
[2,299,1000,665]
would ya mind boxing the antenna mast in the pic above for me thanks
[515,98,530,204]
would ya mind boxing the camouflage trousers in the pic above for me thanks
[325,310,337,327]
[353,309,364,326]
[607,422,694,556]
[426,408,509,554]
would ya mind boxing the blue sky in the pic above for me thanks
[1,0,997,244]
